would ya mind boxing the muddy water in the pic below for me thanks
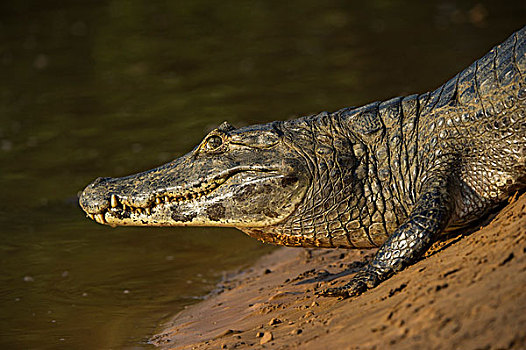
[0,1,524,349]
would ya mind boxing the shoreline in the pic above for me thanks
[151,193,526,349]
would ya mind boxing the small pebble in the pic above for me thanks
[256,332,264,338]
[269,318,282,326]
[260,331,273,345]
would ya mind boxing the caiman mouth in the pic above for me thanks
[85,168,274,225]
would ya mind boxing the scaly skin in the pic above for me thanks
[80,27,526,298]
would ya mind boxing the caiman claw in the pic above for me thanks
[317,268,381,299]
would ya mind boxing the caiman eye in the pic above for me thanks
[204,135,223,151]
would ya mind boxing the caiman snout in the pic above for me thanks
[79,177,112,215]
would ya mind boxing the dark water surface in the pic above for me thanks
[0,1,524,348]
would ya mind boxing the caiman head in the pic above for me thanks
[79,121,310,232]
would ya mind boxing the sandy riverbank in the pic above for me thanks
[151,193,526,349]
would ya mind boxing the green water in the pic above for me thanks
[0,1,524,348]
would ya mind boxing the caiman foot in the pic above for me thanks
[317,268,380,299]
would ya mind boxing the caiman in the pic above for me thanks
[79,27,526,298]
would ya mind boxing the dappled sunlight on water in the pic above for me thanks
[0,0,524,348]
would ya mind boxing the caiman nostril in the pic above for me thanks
[92,177,111,186]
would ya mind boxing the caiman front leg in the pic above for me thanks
[319,171,454,298]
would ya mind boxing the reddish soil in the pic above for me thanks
[151,193,526,349]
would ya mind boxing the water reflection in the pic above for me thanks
[0,0,524,348]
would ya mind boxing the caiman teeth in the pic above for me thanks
[150,177,227,206]
[95,213,106,224]
[103,176,230,219]
[111,194,118,208]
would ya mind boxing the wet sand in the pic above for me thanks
[151,193,526,349]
